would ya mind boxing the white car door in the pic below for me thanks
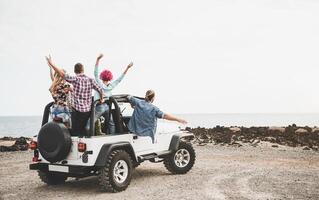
[131,134,154,155]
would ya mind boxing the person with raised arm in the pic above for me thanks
[127,90,187,143]
[45,55,104,137]
[92,53,133,134]
[47,65,72,127]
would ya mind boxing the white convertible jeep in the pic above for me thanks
[29,95,196,192]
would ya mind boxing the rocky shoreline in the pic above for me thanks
[1,124,319,152]
[0,137,30,152]
[186,124,319,151]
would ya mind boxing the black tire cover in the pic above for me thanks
[38,122,71,163]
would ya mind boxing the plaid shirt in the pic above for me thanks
[64,73,102,112]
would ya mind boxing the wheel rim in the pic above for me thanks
[174,148,190,168]
[113,160,129,184]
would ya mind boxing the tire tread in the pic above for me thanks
[164,141,196,174]
[98,150,132,192]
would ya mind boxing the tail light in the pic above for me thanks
[78,142,86,152]
[32,149,39,162]
[30,141,37,150]
[32,156,39,162]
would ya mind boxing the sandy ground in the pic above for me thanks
[0,143,318,200]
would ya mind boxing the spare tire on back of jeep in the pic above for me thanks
[38,122,71,163]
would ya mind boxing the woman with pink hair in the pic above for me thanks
[92,54,133,133]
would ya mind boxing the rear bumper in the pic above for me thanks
[29,163,97,177]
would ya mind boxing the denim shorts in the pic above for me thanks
[50,105,71,123]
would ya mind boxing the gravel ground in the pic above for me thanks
[0,143,318,200]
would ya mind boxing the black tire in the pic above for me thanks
[38,122,71,163]
[98,150,133,192]
[164,141,196,174]
[38,170,67,185]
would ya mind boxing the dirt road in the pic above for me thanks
[0,143,318,200]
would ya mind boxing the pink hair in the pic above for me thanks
[100,69,113,81]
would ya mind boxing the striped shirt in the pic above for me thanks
[64,73,102,112]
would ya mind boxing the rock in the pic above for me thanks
[0,136,16,141]
[251,140,260,147]
[264,137,276,143]
[252,139,260,145]
[312,146,318,151]
[312,127,319,134]
[14,137,27,146]
[232,142,243,147]
[0,145,19,152]
[303,146,310,150]
[0,137,29,152]
[187,124,319,149]
[242,139,249,143]
[269,127,285,133]
[295,128,308,134]
[200,134,209,140]
[237,136,244,141]
[271,144,278,148]
[230,127,241,133]
[230,135,237,144]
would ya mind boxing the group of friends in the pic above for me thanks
[46,54,187,141]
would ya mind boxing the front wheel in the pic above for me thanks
[164,141,196,174]
[98,150,133,192]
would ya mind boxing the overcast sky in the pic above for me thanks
[0,0,319,116]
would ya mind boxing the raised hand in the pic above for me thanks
[127,62,133,69]
[45,55,53,65]
[178,119,188,125]
[123,62,133,75]
[95,54,103,67]
[97,54,103,60]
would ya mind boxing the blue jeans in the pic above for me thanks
[86,103,115,134]
[50,104,71,123]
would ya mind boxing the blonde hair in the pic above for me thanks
[145,90,155,102]
[49,71,65,93]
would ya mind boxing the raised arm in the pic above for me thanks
[108,62,134,89]
[95,53,103,67]
[45,55,65,77]
[94,54,104,87]
[163,113,187,124]
[123,62,133,75]
[49,66,54,81]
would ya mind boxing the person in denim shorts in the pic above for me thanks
[48,66,72,127]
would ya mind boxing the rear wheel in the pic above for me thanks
[38,170,67,185]
[98,150,133,192]
[164,141,196,174]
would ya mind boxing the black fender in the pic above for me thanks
[94,142,137,167]
[169,133,195,151]
[169,135,181,152]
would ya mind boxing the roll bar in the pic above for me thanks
[41,102,54,127]
[41,94,142,137]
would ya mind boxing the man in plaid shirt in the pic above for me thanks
[46,56,104,137]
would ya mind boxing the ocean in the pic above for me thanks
[1,114,319,138]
